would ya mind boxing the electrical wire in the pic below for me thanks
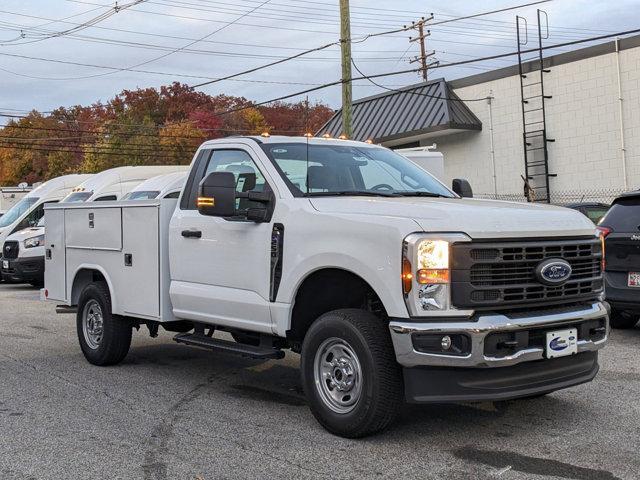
[0,1,146,46]
[350,58,489,102]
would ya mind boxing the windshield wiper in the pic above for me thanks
[392,191,451,198]
[305,190,401,198]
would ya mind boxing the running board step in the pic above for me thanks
[173,333,285,359]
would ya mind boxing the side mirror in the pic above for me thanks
[198,172,237,217]
[452,178,473,198]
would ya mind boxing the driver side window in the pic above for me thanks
[201,149,268,213]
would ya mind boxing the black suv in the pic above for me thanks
[598,191,640,329]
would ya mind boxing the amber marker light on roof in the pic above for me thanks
[365,139,374,144]
[338,134,347,140]
[304,132,313,137]
[322,133,331,139]
[260,131,270,137]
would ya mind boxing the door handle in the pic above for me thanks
[181,229,202,239]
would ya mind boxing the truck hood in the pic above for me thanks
[309,197,596,239]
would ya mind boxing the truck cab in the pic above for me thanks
[44,136,609,438]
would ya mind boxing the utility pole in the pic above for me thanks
[339,0,353,138]
[408,15,436,82]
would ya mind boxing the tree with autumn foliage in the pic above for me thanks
[0,82,334,186]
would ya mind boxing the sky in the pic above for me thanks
[0,0,638,116]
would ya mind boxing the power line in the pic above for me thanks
[209,26,640,116]
[350,58,488,102]
[0,0,146,46]
[0,116,304,137]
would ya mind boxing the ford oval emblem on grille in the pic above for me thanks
[535,258,572,286]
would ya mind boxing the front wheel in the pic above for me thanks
[77,282,132,366]
[301,309,403,438]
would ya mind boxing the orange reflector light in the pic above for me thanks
[322,133,331,139]
[304,132,313,137]
[417,269,450,284]
[365,139,373,144]
[197,196,215,207]
[261,131,270,137]
[402,257,413,294]
[338,134,347,140]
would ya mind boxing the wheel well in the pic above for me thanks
[288,268,387,344]
[71,269,108,306]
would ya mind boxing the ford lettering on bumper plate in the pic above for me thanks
[546,328,578,359]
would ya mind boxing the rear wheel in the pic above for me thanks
[76,282,132,366]
[301,309,403,438]
[610,310,639,329]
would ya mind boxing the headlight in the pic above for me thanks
[417,239,450,284]
[24,234,45,249]
[403,233,472,317]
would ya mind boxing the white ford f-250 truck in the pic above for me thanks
[44,136,609,438]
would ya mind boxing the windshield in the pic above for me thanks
[261,143,454,197]
[0,196,39,228]
[62,191,93,203]
[124,190,160,200]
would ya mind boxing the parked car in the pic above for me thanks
[44,136,609,438]
[566,202,610,224]
[2,166,188,286]
[597,191,640,329]
[0,174,92,283]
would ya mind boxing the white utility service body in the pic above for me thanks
[3,166,188,286]
[44,136,610,438]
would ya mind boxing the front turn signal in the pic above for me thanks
[417,268,450,284]
[402,257,413,294]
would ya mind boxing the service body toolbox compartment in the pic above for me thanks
[44,199,176,322]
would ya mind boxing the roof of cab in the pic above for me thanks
[200,135,381,149]
[26,174,93,198]
[612,190,640,203]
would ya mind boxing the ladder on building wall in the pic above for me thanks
[516,10,555,203]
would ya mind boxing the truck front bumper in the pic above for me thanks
[389,301,609,402]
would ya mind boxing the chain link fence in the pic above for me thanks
[477,188,633,206]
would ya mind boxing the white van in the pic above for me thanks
[122,171,188,201]
[0,174,91,248]
[63,166,189,203]
[0,174,92,284]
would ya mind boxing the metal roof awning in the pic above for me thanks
[317,78,482,146]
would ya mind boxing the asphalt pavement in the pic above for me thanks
[0,282,639,480]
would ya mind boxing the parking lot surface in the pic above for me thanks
[0,282,639,480]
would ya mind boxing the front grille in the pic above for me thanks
[451,238,603,310]
[2,241,19,260]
